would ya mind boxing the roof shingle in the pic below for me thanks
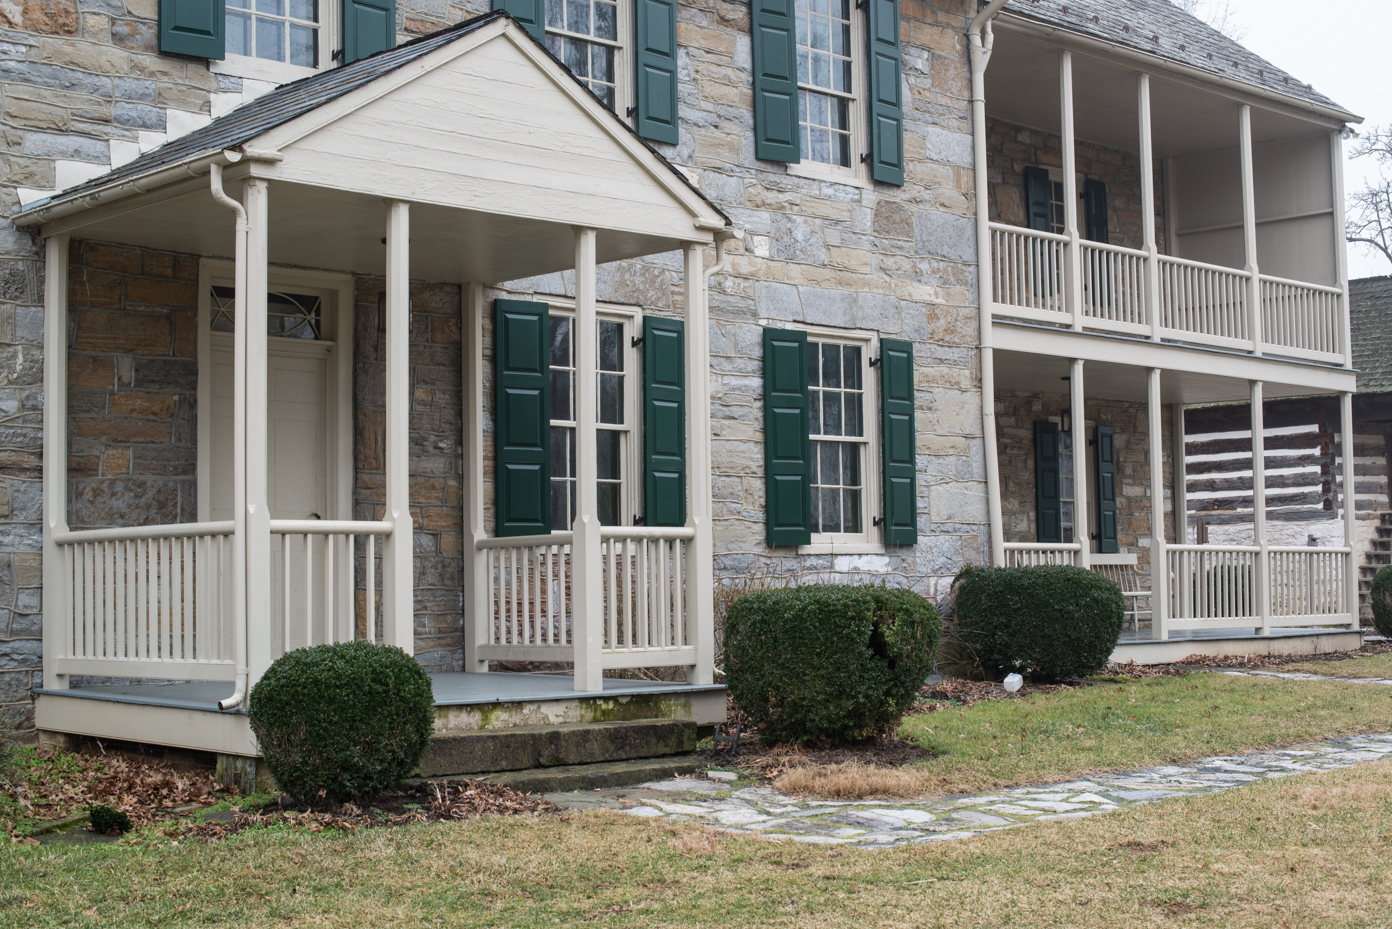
[1352,276,1392,394]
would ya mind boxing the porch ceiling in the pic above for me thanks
[992,348,1342,405]
[984,27,1336,158]
[49,176,682,284]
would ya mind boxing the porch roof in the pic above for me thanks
[14,12,730,284]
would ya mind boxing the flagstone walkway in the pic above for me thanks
[551,730,1392,848]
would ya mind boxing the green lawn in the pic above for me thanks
[1279,651,1392,680]
[6,756,1392,927]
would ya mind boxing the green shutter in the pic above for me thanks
[343,0,395,64]
[1094,425,1119,554]
[493,0,545,43]
[634,0,679,144]
[494,300,552,537]
[763,327,811,546]
[1084,178,1109,244]
[159,0,225,58]
[643,316,686,526]
[1035,420,1063,544]
[751,0,800,164]
[1024,166,1052,233]
[866,0,904,186]
[879,338,917,544]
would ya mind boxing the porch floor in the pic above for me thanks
[1112,625,1363,665]
[1115,626,1361,644]
[37,672,725,714]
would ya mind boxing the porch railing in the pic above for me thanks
[1002,542,1082,566]
[1267,545,1349,623]
[476,532,575,660]
[1167,545,1260,626]
[269,519,393,652]
[989,223,1348,365]
[53,521,236,681]
[600,526,694,665]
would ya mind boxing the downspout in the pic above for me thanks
[209,155,252,713]
[971,0,1010,568]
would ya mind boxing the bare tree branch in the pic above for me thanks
[1348,127,1392,273]
[1170,0,1248,41]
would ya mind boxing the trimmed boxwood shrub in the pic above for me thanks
[248,640,434,804]
[1371,565,1392,637]
[954,565,1123,681]
[723,584,940,745]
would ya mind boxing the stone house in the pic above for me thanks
[0,0,1368,768]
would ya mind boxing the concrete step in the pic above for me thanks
[416,719,697,777]
[487,755,703,793]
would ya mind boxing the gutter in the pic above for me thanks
[13,148,285,229]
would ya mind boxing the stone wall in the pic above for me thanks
[995,389,1175,580]
[986,117,1168,253]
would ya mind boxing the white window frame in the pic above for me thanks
[545,297,643,532]
[799,325,882,555]
[787,0,870,189]
[543,0,634,123]
[210,1,340,86]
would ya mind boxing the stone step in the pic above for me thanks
[416,719,696,777]
[487,755,703,793]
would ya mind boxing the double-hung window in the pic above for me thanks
[226,0,320,70]
[547,305,637,531]
[794,0,859,177]
[808,335,871,541]
[544,0,627,113]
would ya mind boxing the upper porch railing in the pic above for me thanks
[989,223,1347,365]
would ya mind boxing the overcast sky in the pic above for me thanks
[1219,0,1391,280]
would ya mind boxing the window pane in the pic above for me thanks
[545,0,564,28]
[808,441,820,483]
[843,345,861,389]
[821,487,841,533]
[550,317,571,367]
[842,443,860,486]
[599,320,622,372]
[843,487,861,533]
[256,0,283,13]
[255,16,284,61]
[288,22,316,67]
[810,14,828,52]
[551,426,573,478]
[597,483,620,527]
[845,391,861,436]
[807,337,819,386]
[822,390,841,436]
[808,392,820,436]
[819,441,840,486]
[227,0,249,8]
[226,10,251,55]
[567,0,590,35]
[811,51,829,89]
[808,90,827,127]
[597,430,621,481]
[591,44,614,84]
[830,96,849,131]
[550,370,572,421]
[551,482,569,531]
[834,57,852,95]
[599,373,623,425]
[831,18,847,55]
[592,83,614,111]
[565,38,588,77]
[289,0,316,20]
[594,0,616,40]
[809,481,821,532]
[821,343,841,387]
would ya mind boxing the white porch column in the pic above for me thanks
[244,179,273,685]
[1173,404,1188,545]
[571,227,603,692]
[683,243,715,685]
[1138,73,1162,342]
[461,282,488,671]
[1331,130,1354,369]
[1060,50,1083,331]
[1070,358,1089,569]
[1341,391,1359,629]
[1250,379,1270,634]
[1239,105,1263,356]
[1147,368,1168,640]
[41,234,70,691]
[983,348,1005,566]
[382,200,415,652]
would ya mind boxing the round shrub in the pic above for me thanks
[248,640,434,804]
[723,584,940,745]
[953,565,1123,681]
[1371,565,1392,637]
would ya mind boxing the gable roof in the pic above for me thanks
[1352,276,1392,394]
[28,11,725,225]
[1002,0,1355,119]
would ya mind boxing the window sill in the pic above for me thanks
[786,161,871,190]
[798,542,886,555]
[211,55,320,87]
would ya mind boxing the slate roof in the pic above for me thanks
[27,10,726,224]
[1002,0,1356,118]
[1352,276,1392,394]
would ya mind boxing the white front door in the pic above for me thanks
[210,336,334,654]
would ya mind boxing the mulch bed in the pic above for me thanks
[1171,639,1392,672]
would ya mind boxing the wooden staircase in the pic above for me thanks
[1358,511,1392,623]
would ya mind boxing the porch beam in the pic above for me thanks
[244,179,273,686]
[1148,367,1168,640]
[382,200,414,653]
[1239,105,1263,356]
[571,226,603,692]
[1060,50,1083,331]
[1138,73,1162,342]
[1070,358,1089,569]
[1341,391,1359,629]
[462,282,488,672]
[1251,379,1270,634]
[684,243,715,686]
[41,234,70,691]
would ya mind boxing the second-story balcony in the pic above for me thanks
[981,11,1355,369]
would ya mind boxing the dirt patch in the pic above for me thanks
[704,735,934,778]
[1173,639,1392,672]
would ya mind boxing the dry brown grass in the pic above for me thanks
[773,761,922,799]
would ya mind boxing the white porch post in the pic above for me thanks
[1138,73,1162,342]
[1341,391,1359,629]
[41,234,70,691]
[1173,404,1188,545]
[1239,105,1263,356]
[571,226,603,692]
[1070,358,1089,569]
[1250,379,1270,634]
[1331,130,1354,369]
[244,179,273,685]
[1060,50,1083,331]
[462,282,488,671]
[1148,368,1168,640]
[382,200,415,652]
[684,243,715,685]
